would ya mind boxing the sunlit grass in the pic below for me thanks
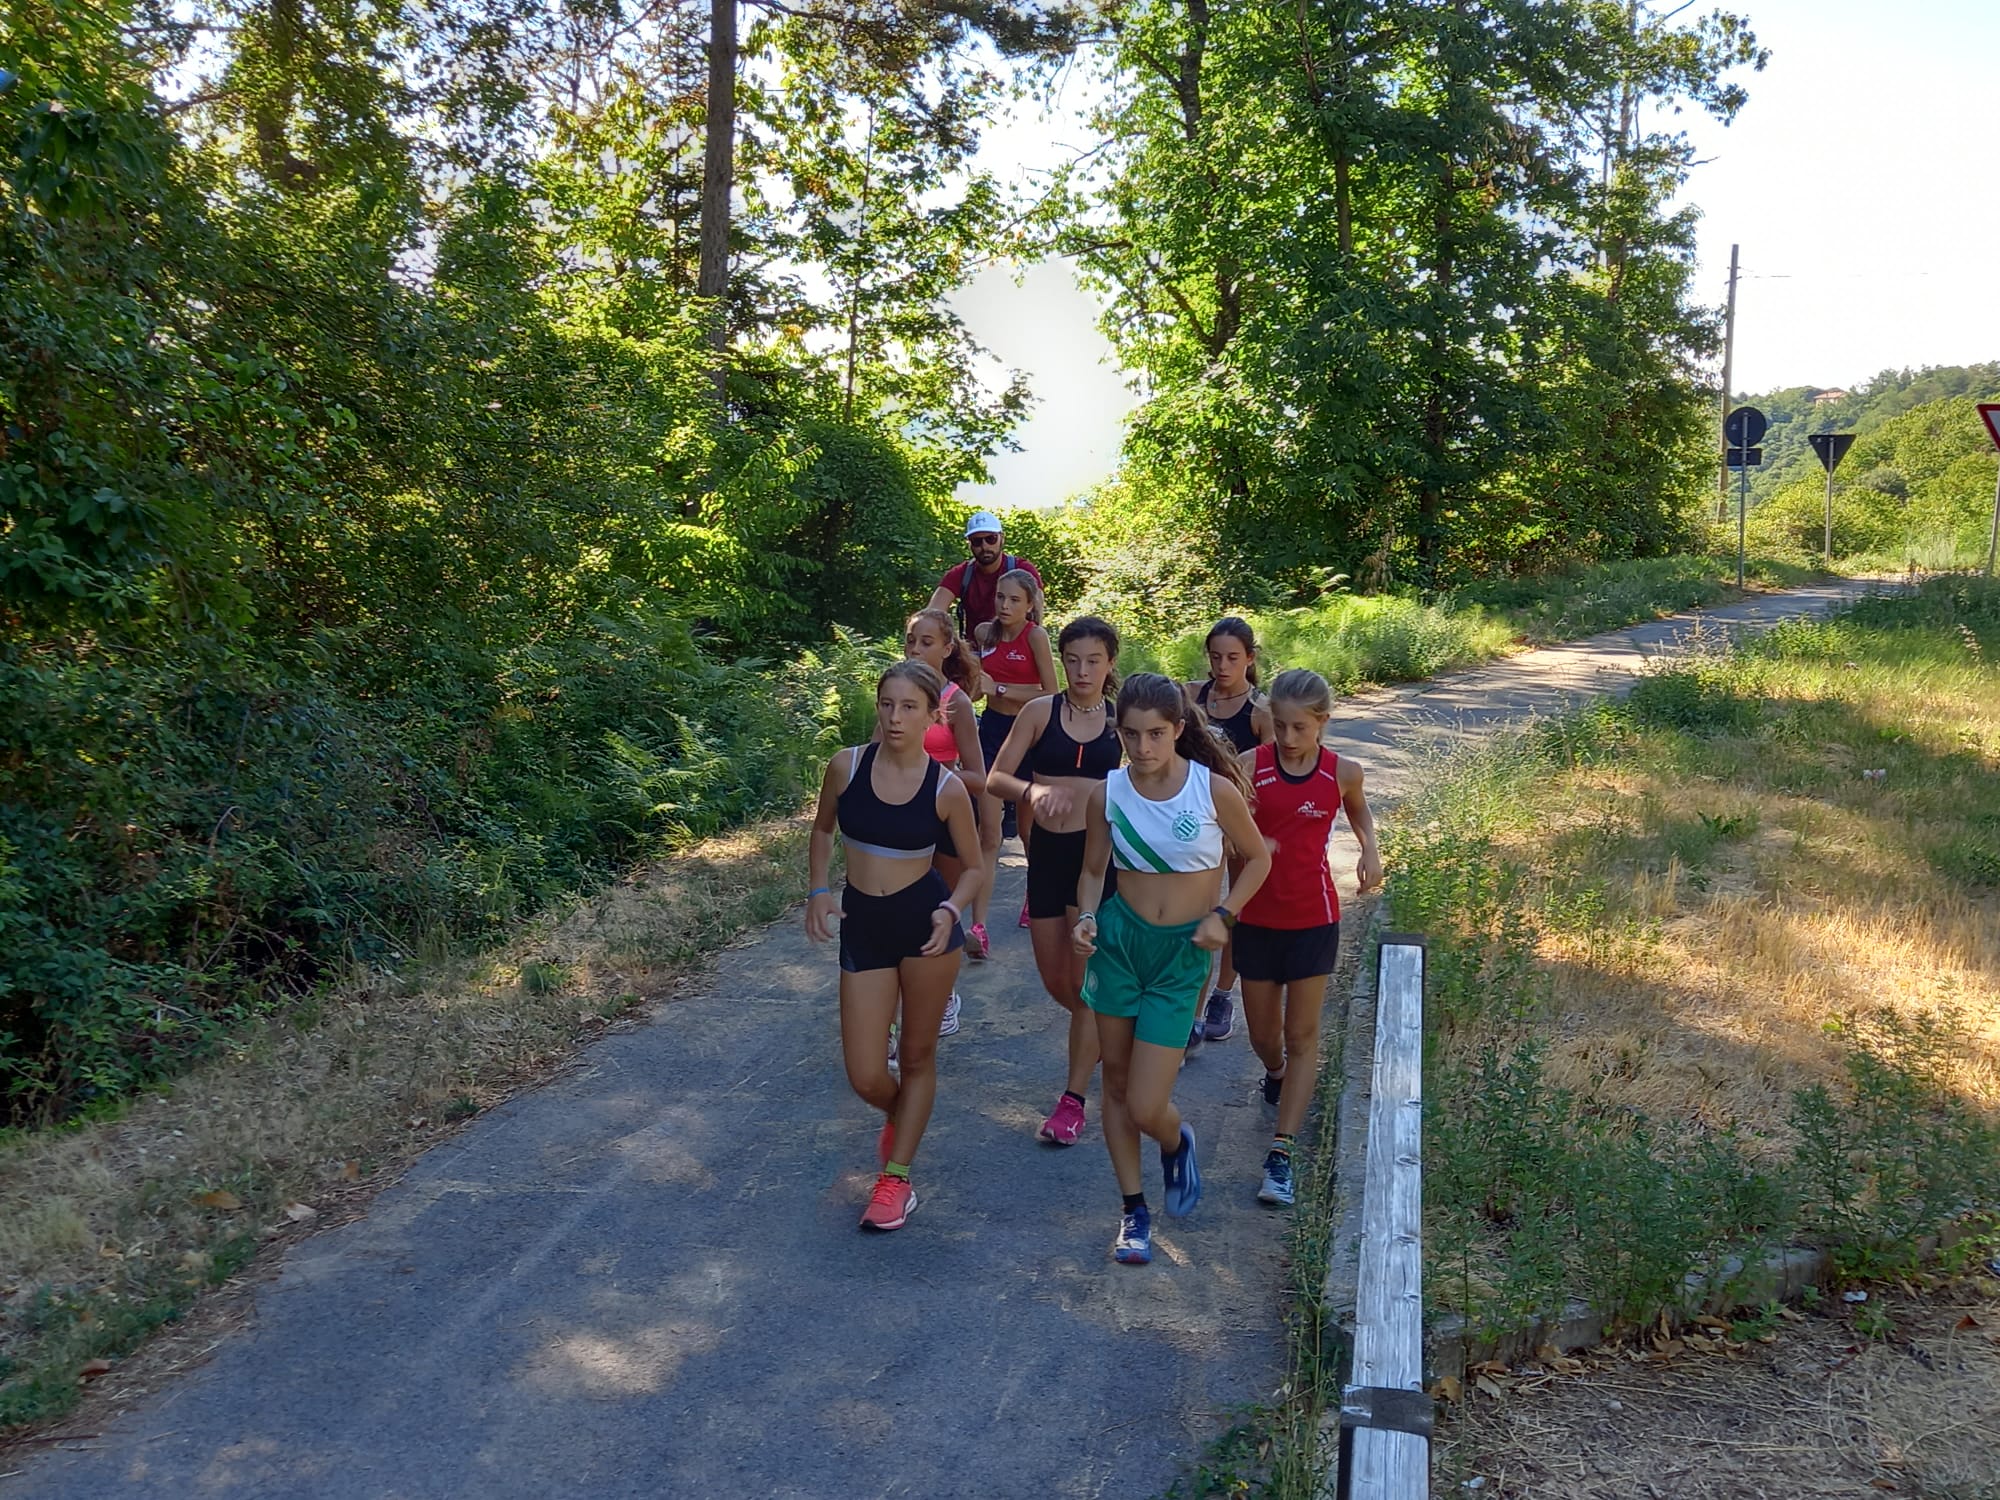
[1400,576,2000,1330]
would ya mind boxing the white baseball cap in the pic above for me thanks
[964,510,1003,538]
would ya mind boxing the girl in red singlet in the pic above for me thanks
[972,569,1058,950]
[900,609,988,1039]
[1234,667,1381,1209]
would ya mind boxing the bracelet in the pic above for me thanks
[808,887,831,899]
[1211,905,1237,929]
[1076,911,1097,926]
[938,900,962,920]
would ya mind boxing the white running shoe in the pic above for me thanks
[939,991,962,1037]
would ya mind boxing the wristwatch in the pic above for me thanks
[1211,905,1237,929]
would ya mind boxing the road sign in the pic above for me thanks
[1726,446,1762,468]
[1724,405,1767,449]
[1808,432,1856,473]
[1979,402,2000,452]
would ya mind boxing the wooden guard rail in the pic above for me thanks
[1339,935,1429,1499]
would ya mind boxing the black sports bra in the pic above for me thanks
[837,744,949,859]
[1029,698,1122,780]
[1197,681,1260,754]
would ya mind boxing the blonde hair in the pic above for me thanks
[1267,667,1332,717]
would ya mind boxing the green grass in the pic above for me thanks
[1136,550,1824,692]
[1450,550,1823,645]
[1395,574,2000,1337]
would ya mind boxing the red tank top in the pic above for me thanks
[924,682,965,763]
[1240,745,1342,929]
[979,625,1042,688]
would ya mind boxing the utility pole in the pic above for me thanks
[1718,242,1739,523]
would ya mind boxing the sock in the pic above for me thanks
[1062,1090,1086,1107]
[1122,1192,1148,1214]
[1271,1133,1295,1158]
[884,1161,910,1181]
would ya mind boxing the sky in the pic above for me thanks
[952,0,2000,513]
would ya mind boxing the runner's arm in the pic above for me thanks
[948,693,986,797]
[1337,756,1383,891]
[984,698,1048,805]
[1072,784,1110,954]
[940,778,983,914]
[1211,778,1273,917]
[805,751,851,941]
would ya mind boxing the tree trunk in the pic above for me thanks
[1418,159,1454,582]
[697,0,737,405]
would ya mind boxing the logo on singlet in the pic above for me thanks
[1172,812,1200,841]
[1296,801,1329,819]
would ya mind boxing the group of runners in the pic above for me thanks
[805,510,1383,1262]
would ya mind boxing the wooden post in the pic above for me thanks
[1343,936,1428,1499]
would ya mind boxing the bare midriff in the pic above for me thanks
[1113,866,1223,926]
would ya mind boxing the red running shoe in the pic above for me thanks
[966,922,989,960]
[1038,1092,1086,1146]
[860,1173,917,1231]
[1018,895,1032,929]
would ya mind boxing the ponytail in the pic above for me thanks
[1115,672,1253,795]
[906,607,981,693]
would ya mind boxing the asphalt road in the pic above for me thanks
[7,577,1888,1500]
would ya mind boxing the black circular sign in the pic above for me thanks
[1724,406,1768,448]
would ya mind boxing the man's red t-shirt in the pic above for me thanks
[938,556,1041,637]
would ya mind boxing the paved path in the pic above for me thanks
[8,579,1886,1500]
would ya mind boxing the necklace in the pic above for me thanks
[1063,694,1106,715]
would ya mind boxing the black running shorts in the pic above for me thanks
[1232,920,1340,984]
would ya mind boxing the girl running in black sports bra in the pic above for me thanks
[1181,616,1273,1049]
[986,616,1123,1148]
[806,661,982,1233]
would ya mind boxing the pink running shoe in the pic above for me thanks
[878,1115,896,1168]
[1038,1092,1086,1146]
[1018,895,1032,929]
[966,922,989,960]
[860,1173,917,1231]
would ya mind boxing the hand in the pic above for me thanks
[805,890,838,943]
[919,908,956,957]
[1071,914,1098,956]
[1192,913,1229,952]
[1356,846,1383,892]
[1028,783,1073,820]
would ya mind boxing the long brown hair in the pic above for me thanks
[1114,672,1252,794]
[1205,616,1260,688]
[905,608,980,693]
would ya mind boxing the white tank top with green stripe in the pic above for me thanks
[1105,762,1224,874]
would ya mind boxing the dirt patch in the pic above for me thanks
[1435,1276,2000,1499]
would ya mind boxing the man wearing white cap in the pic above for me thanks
[927,510,1042,640]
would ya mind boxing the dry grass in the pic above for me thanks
[0,815,815,1430]
[1435,1274,2000,1499]
[1447,622,2000,1153]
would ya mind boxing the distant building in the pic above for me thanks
[1812,389,1850,405]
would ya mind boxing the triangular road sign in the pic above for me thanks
[1808,432,1856,473]
[1979,402,2000,452]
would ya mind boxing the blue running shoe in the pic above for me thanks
[1113,1206,1152,1264]
[1162,1124,1202,1217]
[1201,990,1235,1042]
[1258,1148,1295,1207]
